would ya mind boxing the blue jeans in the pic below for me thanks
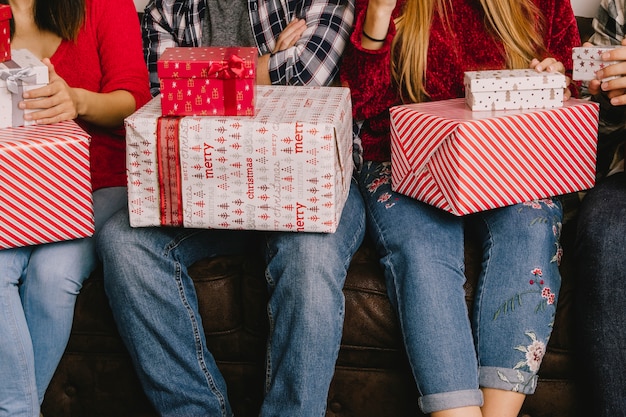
[357,162,563,414]
[97,180,365,417]
[0,187,127,417]
[575,172,626,416]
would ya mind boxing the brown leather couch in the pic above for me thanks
[41,17,594,417]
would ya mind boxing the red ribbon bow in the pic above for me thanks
[208,54,245,79]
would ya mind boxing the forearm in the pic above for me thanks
[268,0,354,86]
[256,54,272,85]
[361,1,395,50]
[74,89,137,128]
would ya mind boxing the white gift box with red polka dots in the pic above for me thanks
[0,121,94,249]
[572,46,620,82]
[125,85,353,233]
[390,98,599,216]
[464,69,566,111]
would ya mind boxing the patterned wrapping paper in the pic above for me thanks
[0,5,10,63]
[125,85,353,233]
[158,46,257,117]
[464,69,566,111]
[572,46,620,82]
[0,49,49,128]
[390,98,599,216]
[0,121,94,249]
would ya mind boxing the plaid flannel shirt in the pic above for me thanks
[142,0,354,96]
[589,0,625,175]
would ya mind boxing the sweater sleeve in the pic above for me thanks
[541,0,580,79]
[95,0,152,110]
[339,0,398,121]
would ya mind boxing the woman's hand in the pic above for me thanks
[530,57,571,100]
[20,58,83,125]
[588,38,626,106]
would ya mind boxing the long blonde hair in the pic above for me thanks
[391,0,547,103]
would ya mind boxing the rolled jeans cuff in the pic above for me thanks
[418,389,483,414]
[479,366,538,395]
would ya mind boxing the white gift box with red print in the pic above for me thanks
[0,121,94,249]
[0,49,49,128]
[464,69,566,111]
[125,85,353,233]
[572,46,620,82]
[158,46,257,117]
[390,98,599,216]
[0,4,10,63]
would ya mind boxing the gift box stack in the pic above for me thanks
[572,46,620,82]
[0,45,94,249]
[126,84,353,233]
[464,69,566,111]
[0,4,10,63]
[158,46,257,117]
[389,68,599,216]
[0,48,49,128]
[0,121,94,249]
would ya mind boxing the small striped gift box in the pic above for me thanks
[390,98,599,216]
[0,121,94,248]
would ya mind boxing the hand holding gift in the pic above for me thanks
[20,58,78,125]
[530,56,572,100]
[583,39,626,106]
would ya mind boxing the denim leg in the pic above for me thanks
[357,162,482,414]
[575,172,626,416]
[97,208,256,417]
[21,187,127,403]
[260,180,366,417]
[0,187,128,416]
[0,247,38,417]
[470,198,563,394]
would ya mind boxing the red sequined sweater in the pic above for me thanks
[50,0,151,191]
[339,0,580,163]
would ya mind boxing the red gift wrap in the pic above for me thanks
[390,98,599,216]
[0,5,11,63]
[0,121,94,249]
[158,46,257,117]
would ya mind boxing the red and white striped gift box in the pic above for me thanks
[0,121,94,249]
[390,98,599,216]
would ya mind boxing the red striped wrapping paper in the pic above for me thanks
[0,121,94,249]
[390,98,599,216]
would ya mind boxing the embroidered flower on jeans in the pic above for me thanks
[514,332,546,373]
[367,176,389,193]
[541,287,555,305]
[493,267,556,319]
[551,222,563,266]
[378,192,392,203]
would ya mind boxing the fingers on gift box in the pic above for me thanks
[572,46,620,82]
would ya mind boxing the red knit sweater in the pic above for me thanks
[339,0,580,163]
[50,0,151,191]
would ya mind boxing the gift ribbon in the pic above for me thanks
[156,117,184,226]
[207,50,248,115]
[207,54,245,79]
[0,66,36,127]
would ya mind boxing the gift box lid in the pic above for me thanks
[0,48,49,87]
[0,4,11,20]
[157,46,257,79]
[573,45,619,60]
[464,69,566,93]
